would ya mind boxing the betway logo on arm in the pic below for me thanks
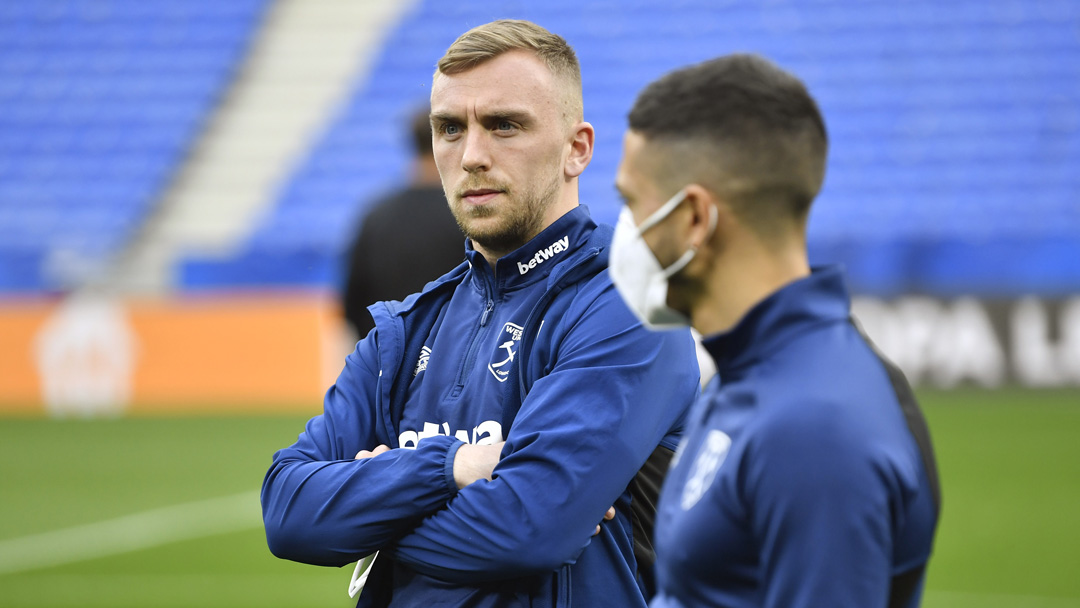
[517,235,570,275]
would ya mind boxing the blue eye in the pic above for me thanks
[443,124,461,136]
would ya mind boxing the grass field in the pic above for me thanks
[1,388,1078,607]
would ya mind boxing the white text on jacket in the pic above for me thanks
[517,235,569,275]
[398,420,504,448]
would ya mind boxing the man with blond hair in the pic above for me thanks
[262,20,700,607]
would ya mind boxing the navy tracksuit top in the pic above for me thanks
[262,206,702,607]
[651,267,940,608]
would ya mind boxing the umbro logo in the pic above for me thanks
[413,346,431,376]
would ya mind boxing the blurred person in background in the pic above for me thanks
[262,19,700,608]
[609,54,941,608]
[342,106,465,338]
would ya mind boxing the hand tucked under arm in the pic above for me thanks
[387,289,702,583]
[262,333,464,569]
[355,445,392,459]
[359,442,503,487]
[452,442,505,489]
[353,441,503,494]
[594,506,616,536]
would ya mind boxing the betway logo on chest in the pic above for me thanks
[517,235,570,275]
[399,420,503,449]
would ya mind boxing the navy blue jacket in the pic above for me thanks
[262,207,701,607]
[651,267,940,608]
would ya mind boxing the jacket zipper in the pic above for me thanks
[452,283,495,397]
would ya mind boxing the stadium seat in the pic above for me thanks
[0,0,268,293]
[3,0,1076,296]
[180,0,1077,295]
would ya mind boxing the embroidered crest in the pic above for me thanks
[680,429,732,510]
[488,322,524,382]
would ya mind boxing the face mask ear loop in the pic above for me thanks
[705,202,718,237]
[637,189,689,235]
[660,201,719,280]
[661,248,696,279]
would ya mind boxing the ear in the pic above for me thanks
[684,184,731,251]
[564,121,594,179]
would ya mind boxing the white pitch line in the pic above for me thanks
[0,490,262,575]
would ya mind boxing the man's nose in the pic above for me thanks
[461,129,491,173]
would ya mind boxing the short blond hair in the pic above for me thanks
[436,19,583,120]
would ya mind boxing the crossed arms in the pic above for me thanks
[261,290,699,582]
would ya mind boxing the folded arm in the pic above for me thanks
[260,335,461,567]
[391,291,700,582]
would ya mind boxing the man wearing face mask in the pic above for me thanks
[609,54,941,607]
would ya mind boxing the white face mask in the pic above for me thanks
[609,188,716,330]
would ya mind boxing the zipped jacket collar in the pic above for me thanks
[367,205,611,442]
[702,266,851,376]
[461,205,598,293]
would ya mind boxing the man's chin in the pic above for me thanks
[455,211,497,233]
[464,226,511,248]
[463,223,529,257]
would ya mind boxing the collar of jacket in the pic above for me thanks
[375,205,608,322]
[457,205,599,294]
[701,265,852,376]
[365,204,613,439]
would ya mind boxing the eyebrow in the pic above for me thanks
[429,112,457,125]
[486,109,533,123]
[430,108,535,125]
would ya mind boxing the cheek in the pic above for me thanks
[433,143,460,171]
[522,137,570,178]
[644,219,690,265]
[642,230,667,261]
[492,141,541,179]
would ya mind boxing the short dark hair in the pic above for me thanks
[628,54,827,235]
[410,105,433,157]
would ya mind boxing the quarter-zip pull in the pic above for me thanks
[452,296,496,396]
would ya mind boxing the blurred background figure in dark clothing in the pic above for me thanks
[342,106,465,338]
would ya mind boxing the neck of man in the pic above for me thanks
[686,230,810,338]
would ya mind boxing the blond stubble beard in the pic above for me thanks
[447,170,561,257]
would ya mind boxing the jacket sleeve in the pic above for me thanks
[260,332,460,567]
[745,402,902,608]
[390,286,701,582]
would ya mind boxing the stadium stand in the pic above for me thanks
[0,0,268,292]
[2,0,1077,297]
[180,0,1080,296]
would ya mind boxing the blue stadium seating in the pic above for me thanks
[184,0,1079,296]
[3,0,1076,296]
[0,0,268,292]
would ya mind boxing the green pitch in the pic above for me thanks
[0,389,1077,607]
